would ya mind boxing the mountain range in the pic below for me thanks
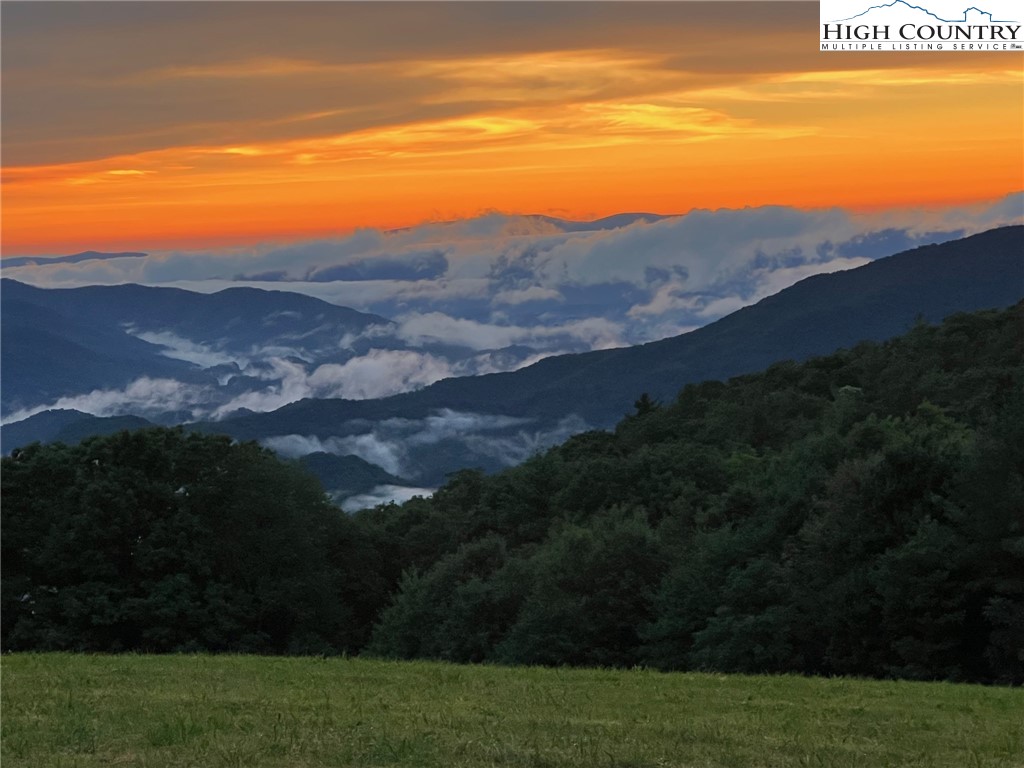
[3,225,1022,501]
[1,280,394,414]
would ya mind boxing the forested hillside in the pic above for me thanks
[3,303,1022,683]
[357,302,1024,683]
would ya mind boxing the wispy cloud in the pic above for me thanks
[393,312,626,352]
[261,409,589,481]
[4,377,210,424]
[340,485,436,513]
[127,329,245,369]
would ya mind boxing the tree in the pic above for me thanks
[1,428,379,654]
[633,392,660,416]
[497,512,668,667]
[367,535,525,662]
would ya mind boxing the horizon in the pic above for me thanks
[3,1,1023,257]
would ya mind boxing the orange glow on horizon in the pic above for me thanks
[3,43,1022,255]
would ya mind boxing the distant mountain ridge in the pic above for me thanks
[199,225,1024,434]
[384,212,673,235]
[0,279,393,415]
[1,279,391,345]
[4,226,1022,491]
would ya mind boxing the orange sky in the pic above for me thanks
[2,2,1022,256]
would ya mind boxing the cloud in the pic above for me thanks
[625,253,876,322]
[260,434,337,458]
[459,349,553,376]
[530,205,860,289]
[394,312,626,352]
[10,198,1019,315]
[127,329,245,368]
[627,282,698,318]
[263,432,409,477]
[403,410,533,446]
[306,349,455,400]
[304,251,449,283]
[6,197,1021,424]
[747,257,873,305]
[0,2,902,169]
[259,409,572,479]
[209,358,316,417]
[340,485,436,513]
[461,414,592,466]
[493,286,564,305]
[211,349,459,419]
[4,377,209,423]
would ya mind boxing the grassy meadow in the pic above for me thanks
[1,654,1021,768]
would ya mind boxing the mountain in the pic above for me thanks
[297,452,409,498]
[4,226,1021,487]
[533,213,673,232]
[353,301,1024,680]
[0,279,393,416]
[1,279,391,354]
[1,409,108,449]
[0,297,202,411]
[385,212,673,235]
[0,410,162,451]
[179,226,1023,482]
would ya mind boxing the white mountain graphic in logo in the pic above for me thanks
[829,1,1018,23]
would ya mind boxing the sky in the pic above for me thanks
[3,1,1022,257]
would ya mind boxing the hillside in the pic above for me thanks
[0,297,202,409]
[0,279,392,416]
[5,226,1021,490]
[191,226,1024,482]
[355,302,1024,682]
[4,303,1021,683]
[218,226,1024,427]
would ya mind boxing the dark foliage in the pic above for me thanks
[1,429,385,654]
[361,304,1024,683]
[4,304,1022,683]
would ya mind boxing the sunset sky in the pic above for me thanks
[2,1,1022,256]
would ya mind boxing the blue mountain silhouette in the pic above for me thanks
[830,1,1017,23]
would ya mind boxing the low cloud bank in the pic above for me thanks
[1,342,554,425]
[9,196,1020,347]
[4,377,210,424]
[340,485,436,513]
[262,409,591,480]
[5,197,1021,426]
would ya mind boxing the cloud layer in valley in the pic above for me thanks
[4,197,1021,429]
[4,377,211,424]
[262,409,591,482]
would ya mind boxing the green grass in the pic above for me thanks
[2,654,1022,768]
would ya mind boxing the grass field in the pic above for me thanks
[2,654,1021,767]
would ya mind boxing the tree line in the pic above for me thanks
[3,303,1021,683]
